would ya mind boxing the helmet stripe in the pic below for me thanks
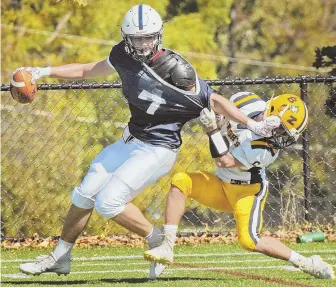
[138,4,143,30]
[236,96,262,109]
[232,92,255,103]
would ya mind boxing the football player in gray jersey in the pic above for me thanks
[12,4,280,279]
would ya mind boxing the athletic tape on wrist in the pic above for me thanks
[246,119,257,132]
[208,129,229,157]
[41,67,51,76]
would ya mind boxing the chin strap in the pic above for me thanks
[151,49,165,62]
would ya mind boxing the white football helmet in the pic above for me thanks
[121,4,163,61]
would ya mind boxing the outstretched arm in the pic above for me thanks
[209,92,280,137]
[49,59,115,80]
[12,58,115,82]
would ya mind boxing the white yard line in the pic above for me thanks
[4,257,336,269]
[1,265,306,279]
[2,249,336,263]
[3,256,336,279]
[70,256,336,267]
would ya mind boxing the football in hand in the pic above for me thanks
[10,70,38,104]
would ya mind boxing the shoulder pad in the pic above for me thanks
[149,50,177,82]
[250,139,279,157]
[171,56,196,90]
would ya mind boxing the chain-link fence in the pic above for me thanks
[1,76,335,238]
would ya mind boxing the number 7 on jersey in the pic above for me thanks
[138,90,166,115]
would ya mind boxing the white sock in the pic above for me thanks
[163,224,178,246]
[288,250,308,267]
[145,226,163,248]
[53,239,74,261]
[164,224,178,232]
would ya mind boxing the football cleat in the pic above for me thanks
[148,227,166,280]
[149,262,166,280]
[144,242,174,266]
[19,253,70,276]
[299,255,335,279]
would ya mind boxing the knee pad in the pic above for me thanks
[71,186,95,209]
[171,172,192,197]
[95,198,125,218]
[238,232,258,251]
[94,176,130,218]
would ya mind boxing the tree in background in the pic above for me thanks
[1,0,335,236]
[313,45,336,117]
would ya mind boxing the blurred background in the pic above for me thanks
[1,0,336,238]
[2,0,336,81]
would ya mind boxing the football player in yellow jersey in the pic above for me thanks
[144,92,335,279]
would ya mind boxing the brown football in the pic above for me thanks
[10,70,38,104]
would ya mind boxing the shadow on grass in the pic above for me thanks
[2,276,214,286]
[1,280,89,286]
[103,276,214,284]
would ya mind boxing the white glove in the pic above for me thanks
[247,115,281,137]
[12,67,51,84]
[200,108,217,129]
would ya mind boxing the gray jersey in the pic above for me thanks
[108,41,213,149]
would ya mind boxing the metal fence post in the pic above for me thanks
[300,81,311,221]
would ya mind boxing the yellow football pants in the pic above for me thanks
[171,171,268,251]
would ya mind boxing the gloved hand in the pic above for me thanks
[200,108,217,130]
[247,115,281,137]
[12,67,51,84]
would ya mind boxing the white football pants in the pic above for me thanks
[71,127,177,218]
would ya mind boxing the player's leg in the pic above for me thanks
[255,229,334,278]
[143,185,186,265]
[234,181,334,279]
[144,171,229,265]
[165,185,187,225]
[110,202,166,280]
[19,139,131,275]
[60,205,93,244]
[94,139,177,279]
[94,140,177,234]
[113,202,154,236]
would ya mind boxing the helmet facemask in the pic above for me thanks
[271,124,298,148]
[123,29,163,62]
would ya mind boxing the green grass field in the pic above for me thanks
[1,242,336,287]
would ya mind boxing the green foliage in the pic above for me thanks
[220,0,336,77]
[1,0,335,237]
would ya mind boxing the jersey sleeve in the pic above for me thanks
[198,78,213,109]
[231,139,278,170]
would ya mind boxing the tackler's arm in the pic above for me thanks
[200,107,242,168]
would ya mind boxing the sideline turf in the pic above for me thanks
[1,242,336,287]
